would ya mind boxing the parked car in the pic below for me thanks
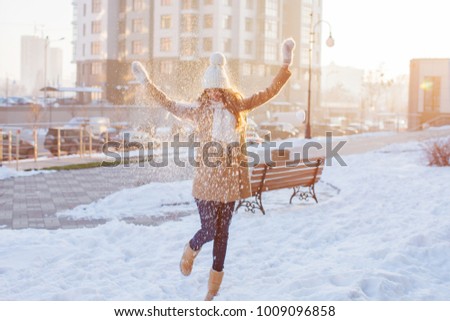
[259,121,299,140]
[348,122,370,133]
[44,127,105,156]
[56,97,80,105]
[65,117,111,137]
[1,131,35,159]
[114,130,156,151]
[5,96,35,106]
[246,130,265,146]
[36,97,58,107]
[311,123,346,137]
[247,118,271,140]
[342,126,360,136]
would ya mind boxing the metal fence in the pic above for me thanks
[0,123,110,170]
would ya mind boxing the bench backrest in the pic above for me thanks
[250,158,324,195]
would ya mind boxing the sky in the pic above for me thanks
[0,0,75,84]
[321,0,450,77]
[0,0,449,84]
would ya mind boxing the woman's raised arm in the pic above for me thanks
[241,38,295,112]
[132,61,198,121]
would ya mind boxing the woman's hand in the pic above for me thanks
[282,38,296,66]
[131,61,151,85]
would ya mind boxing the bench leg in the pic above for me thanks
[258,192,266,215]
[235,192,265,215]
[289,187,299,204]
[235,199,243,212]
[310,184,318,203]
[290,184,319,204]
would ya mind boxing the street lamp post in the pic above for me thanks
[43,36,64,126]
[304,13,334,139]
[43,36,48,111]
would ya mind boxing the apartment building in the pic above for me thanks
[21,35,63,95]
[75,0,121,102]
[408,58,450,129]
[74,0,323,107]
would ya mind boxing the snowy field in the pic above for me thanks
[1,139,450,300]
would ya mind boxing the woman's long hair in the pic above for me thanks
[197,89,247,130]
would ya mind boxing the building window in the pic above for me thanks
[161,60,173,74]
[91,41,101,55]
[204,0,213,5]
[245,40,252,55]
[91,21,101,34]
[132,40,143,55]
[161,15,171,29]
[265,0,277,16]
[161,0,171,5]
[203,38,212,52]
[225,0,232,6]
[264,42,277,61]
[223,16,231,29]
[423,76,441,112]
[83,24,86,36]
[81,63,91,75]
[265,20,277,38]
[120,0,126,12]
[83,3,87,16]
[181,38,197,56]
[204,14,213,28]
[118,40,126,59]
[223,38,231,53]
[181,14,198,32]
[181,0,198,9]
[246,0,253,9]
[92,0,101,13]
[91,62,102,75]
[82,44,85,56]
[119,20,126,34]
[245,18,252,32]
[133,0,143,11]
[160,37,171,52]
[132,19,143,33]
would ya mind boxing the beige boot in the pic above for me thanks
[205,269,224,301]
[180,243,200,276]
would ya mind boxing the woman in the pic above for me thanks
[132,38,295,300]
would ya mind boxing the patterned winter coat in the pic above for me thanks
[146,66,291,203]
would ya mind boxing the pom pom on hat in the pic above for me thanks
[209,52,226,66]
[202,52,231,89]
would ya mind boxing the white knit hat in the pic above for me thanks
[202,52,231,89]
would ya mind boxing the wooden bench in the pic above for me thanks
[235,155,325,215]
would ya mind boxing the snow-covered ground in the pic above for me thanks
[1,139,450,300]
[0,166,51,180]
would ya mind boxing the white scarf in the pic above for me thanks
[210,101,239,144]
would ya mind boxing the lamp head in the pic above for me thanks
[326,34,335,47]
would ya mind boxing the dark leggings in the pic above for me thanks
[189,199,236,272]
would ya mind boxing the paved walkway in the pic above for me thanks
[338,127,450,156]
[1,127,450,230]
[0,163,193,229]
